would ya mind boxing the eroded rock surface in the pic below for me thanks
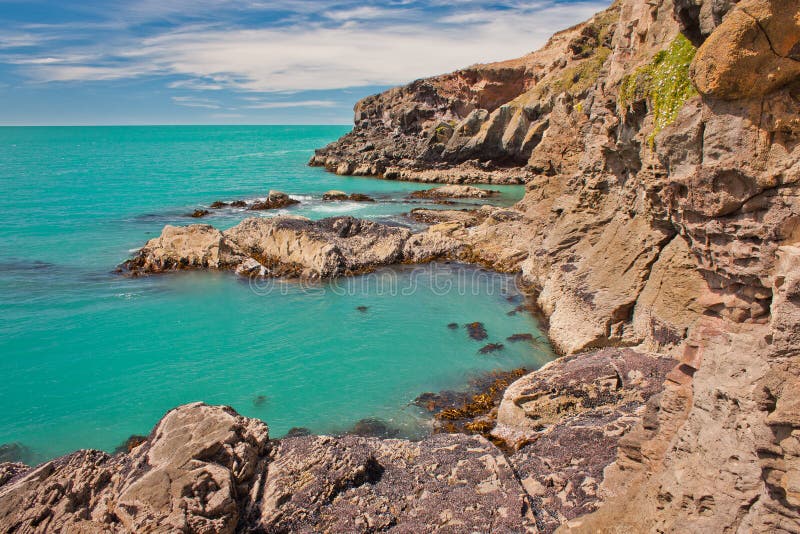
[307,0,800,530]
[124,216,414,279]
[0,403,269,533]
[409,184,497,199]
[0,346,681,534]
[50,0,800,531]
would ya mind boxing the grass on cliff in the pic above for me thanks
[560,46,612,96]
[620,34,698,146]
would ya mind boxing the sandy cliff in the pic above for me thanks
[1,0,799,531]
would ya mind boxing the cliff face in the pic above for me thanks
[1,0,799,532]
[313,0,800,530]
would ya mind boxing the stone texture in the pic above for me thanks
[32,0,800,531]
[121,224,247,274]
[691,0,800,99]
[0,349,683,534]
[123,216,412,279]
[408,184,497,199]
[0,403,270,533]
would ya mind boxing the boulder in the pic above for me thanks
[691,0,800,99]
[122,224,247,274]
[409,185,498,199]
[322,190,348,201]
[0,403,270,533]
[248,191,299,210]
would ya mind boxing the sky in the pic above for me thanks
[0,0,609,125]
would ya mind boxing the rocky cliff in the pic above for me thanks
[313,0,800,530]
[2,0,799,532]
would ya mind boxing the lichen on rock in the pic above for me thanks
[620,33,698,145]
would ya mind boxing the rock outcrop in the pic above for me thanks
[21,0,800,531]
[307,0,800,530]
[0,347,676,533]
[247,190,299,210]
[408,184,497,199]
[123,216,416,279]
[122,209,538,278]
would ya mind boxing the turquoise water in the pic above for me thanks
[0,126,550,462]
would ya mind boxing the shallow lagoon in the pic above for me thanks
[0,126,549,461]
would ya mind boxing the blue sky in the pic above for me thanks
[0,0,608,125]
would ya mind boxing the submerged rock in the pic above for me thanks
[284,427,311,438]
[347,193,375,202]
[0,443,33,465]
[479,342,505,354]
[447,322,459,329]
[347,418,400,439]
[507,333,535,342]
[465,321,488,340]
[424,368,528,439]
[322,191,376,202]
[0,463,27,488]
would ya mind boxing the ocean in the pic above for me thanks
[0,125,552,462]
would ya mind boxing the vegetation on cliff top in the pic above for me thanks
[620,34,698,145]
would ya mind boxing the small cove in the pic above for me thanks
[0,126,553,462]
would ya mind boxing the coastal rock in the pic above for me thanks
[122,224,247,274]
[409,184,497,199]
[100,0,800,529]
[690,0,800,99]
[322,190,376,202]
[0,403,533,532]
[261,433,531,532]
[225,216,411,278]
[494,349,676,531]
[322,189,348,200]
[408,207,483,226]
[189,209,210,218]
[124,216,413,279]
[247,190,299,210]
[0,403,270,533]
[0,357,679,533]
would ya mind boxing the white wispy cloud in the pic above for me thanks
[243,99,338,109]
[10,1,608,93]
[171,95,221,109]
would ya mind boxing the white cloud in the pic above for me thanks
[243,99,337,109]
[172,95,221,109]
[14,1,609,93]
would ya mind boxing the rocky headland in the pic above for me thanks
[2,0,800,532]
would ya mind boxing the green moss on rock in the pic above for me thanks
[561,46,612,96]
[620,34,698,145]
